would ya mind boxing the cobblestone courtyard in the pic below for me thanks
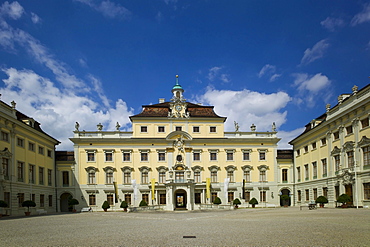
[1,207,370,246]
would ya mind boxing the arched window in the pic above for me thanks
[103,166,115,184]
[121,166,133,184]
[85,166,97,184]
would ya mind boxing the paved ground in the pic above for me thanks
[1,207,370,246]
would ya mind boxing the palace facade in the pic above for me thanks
[290,84,370,208]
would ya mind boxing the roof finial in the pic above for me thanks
[176,75,179,85]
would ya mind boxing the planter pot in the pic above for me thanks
[283,205,288,208]
[123,208,127,212]
[320,204,324,208]
[234,205,238,209]
[341,204,347,208]
[252,204,255,208]
[25,212,31,216]
[72,209,77,213]
[103,208,108,212]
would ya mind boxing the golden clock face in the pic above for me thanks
[175,104,182,111]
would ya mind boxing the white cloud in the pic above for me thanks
[321,17,345,32]
[207,66,230,83]
[31,12,41,24]
[0,1,24,20]
[300,39,330,65]
[293,73,331,107]
[258,64,281,82]
[277,128,305,149]
[76,0,131,19]
[195,87,291,133]
[1,68,134,150]
[351,3,370,26]
[207,66,222,81]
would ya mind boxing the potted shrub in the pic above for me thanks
[315,196,328,208]
[337,194,351,208]
[0,200,8,217]
[213,197,221,205]
[249,197,258,208]
[233,198,241,209]
[68,198,79,212]
[120,201,129,212]
[22,200,36,216]
[281,195,290,207]
[139,200,148,207]
[102,201,110,212]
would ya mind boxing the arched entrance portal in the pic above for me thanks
[174,189,187,210]
[280,189,291,207]
[60,193,72,212]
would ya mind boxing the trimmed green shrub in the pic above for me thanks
[281,195,290,201]
[315,196,328,204]
[337,194,351,204]
[233,198,241,205]
[102,201,110,210]
[120,201,128,209]
[0,200,8,208]
[139,200,148,207]
[22,200,36,212]
[213,197,221,205]
[249,197,258,205]
[68,198,79,207]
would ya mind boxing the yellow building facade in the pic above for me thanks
[68,78,291,211]
[0,100,59,216]
[290,84,370,207]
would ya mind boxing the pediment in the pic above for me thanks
[165,131,192,141]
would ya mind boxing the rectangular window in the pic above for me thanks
[304,146,308,153]
[346,125,353,135]
[141,126,147,132]
[48,195,53,207]
[159,194,166,204]
[228,192,234,203]
[210,152,217,161]
[142,194,149,204]
[211,192,217,203]
[296,149,301,156]
[2,158,9,180]
[105,152,113,162]
[259,151,266,161]
[347,151,354,168]
[18,193,24,207]
[89,195,96,206]
[123,171,131,184]
[39,167,44,185]
[282,169,288,182]
[226,152,234,161]
[211,171,217,183]
[323,187,328,198]
[227,171,234,182]
[141,172,149,184]
[106,171,113,184]
[361,118,369,128]
[333,131,340,140]
[40,194,45,207]
[304,164,309,180]
[29,142,35,151]
[312,162,317,179]
[159,172,166,183]
[364,183,370,200]
[4,192,10,207]
[88,171,96,184]
[260,191,266,202]
[313,188,317,200]
[297,190,301,201]
[210,126,216,133]
[38,146,44,155]
[334,155,340,172]
[87,152,95,162]
[123,152,131,162]
[312,142,316,149]
[29,164,35,184]
[363,146,370,166]
[244,191,250,202]
[305,189,309,201]
[193,151,200,161]
[158,152,166,161]
[194,171,201,183]
[47,149,52,158]
[335,185,340,200]
[125,194,131,205]
[141,152,148,162]
[48,169,52,186]
[175,126,182,131]
[259,170,266,182]
[17,161,24,182]
[175,171,185,183]
[31,194,35,203]
[321,138,327,146]
[193,126,199,133]
[107,194,114,205]
[322,158,327,177]
[62,171,69,187]
[297,167,301,182]
[17,137,24,147]
[244,171,251,182]
[243,151,250,161]
[1,131,9,142]
[194,193,201,204]
[158,126,165,132]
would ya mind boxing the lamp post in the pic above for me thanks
[354,161,358,209]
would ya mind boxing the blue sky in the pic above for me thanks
[0,0,370,150]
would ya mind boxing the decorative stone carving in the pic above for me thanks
[234,121,239,132]
[331,146,341,156]
[338,95,343,104]
[337,169,354,185]
[358,136,370,148]
[272,122,276,132]
[326,104,331,112]
[97,123,103,131]
[11,101,16,109]
[342,141,354,152]
[115,122,120,131]
[250,124,256,132]
[75,122,79,131]
[352,85,358,95]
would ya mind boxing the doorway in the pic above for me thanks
[60,193,72,212]
[345,184,353,205]
[279,189,291,207]
[175,189,187,209]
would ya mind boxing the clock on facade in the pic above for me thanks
[175,104,182,111]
